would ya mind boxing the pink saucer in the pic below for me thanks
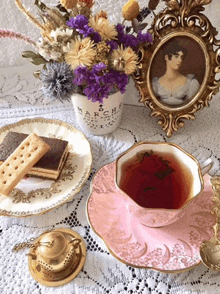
[87,162,215,272]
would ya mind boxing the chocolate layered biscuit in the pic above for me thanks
[0,133,50,196]
[0,132,69,180]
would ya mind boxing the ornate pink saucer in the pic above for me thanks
[87,162,215,273]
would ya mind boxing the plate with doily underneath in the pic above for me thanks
[0,118,92,217]
[87,161,215,273]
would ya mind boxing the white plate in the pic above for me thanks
[0,118,92,217]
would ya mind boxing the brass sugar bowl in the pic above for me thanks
[28,228,86,286]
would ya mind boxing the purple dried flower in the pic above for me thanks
[116,24,125,36]
[67,15,89,29]
[91,63,107,73]
[67,15,101,42]
[107,40,118,51]
[77,24,92,36]
[73,64,129,103]
[73,66,89,85]
[121,34,139,49]
[137,31,152,43]
[91,31,101,43]
[116,24,139,50]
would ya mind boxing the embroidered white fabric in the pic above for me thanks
[1,0,220,293]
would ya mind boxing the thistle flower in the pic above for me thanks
[65,37,96,70]
[89,16,118,41]
[40,62,75,102]
[12,0,152,104]
[111,46,138,75]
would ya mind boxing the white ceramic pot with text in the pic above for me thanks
[116,142,213,228]
[71,92,125,136]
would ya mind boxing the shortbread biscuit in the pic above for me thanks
[0,133,50,196]
[0,132,69,180]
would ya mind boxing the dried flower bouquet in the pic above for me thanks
[1,0,152,103]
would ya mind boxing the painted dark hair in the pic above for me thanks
[162,39,188,61]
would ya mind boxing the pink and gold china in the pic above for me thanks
[87,161,214,272]
[116,142,213,227]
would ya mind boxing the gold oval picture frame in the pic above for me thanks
[134,0,220,137]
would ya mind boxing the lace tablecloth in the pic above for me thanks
[0,65,220,294]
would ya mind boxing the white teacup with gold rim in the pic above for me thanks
[115,142,213,228]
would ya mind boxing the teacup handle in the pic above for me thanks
[200,158,213,176]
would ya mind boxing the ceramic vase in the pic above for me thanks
[71,91,125,135]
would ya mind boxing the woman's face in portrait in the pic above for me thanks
[165,51,184,71]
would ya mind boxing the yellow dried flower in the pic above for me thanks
[89,16,117,41]
[92,41,111,66]
[122,0,140,21]
[65,37,96,70]
[111,46,138,75]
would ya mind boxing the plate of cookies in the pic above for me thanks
[0,117,92,217]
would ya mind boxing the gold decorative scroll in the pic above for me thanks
[134,0,220,137]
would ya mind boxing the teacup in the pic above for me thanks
[115,142,213,228]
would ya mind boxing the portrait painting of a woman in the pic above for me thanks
[151,38,202,106]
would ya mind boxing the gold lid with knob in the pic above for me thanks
[28,228,86,287]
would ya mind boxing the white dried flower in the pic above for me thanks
[50,28,73,42]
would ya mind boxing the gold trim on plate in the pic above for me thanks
[0,118,93,217]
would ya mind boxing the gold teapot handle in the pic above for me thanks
[69,238,81,248]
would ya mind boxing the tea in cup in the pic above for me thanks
[116,142,212,227]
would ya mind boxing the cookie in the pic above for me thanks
[0,133,50,196]
[0,132,69,180]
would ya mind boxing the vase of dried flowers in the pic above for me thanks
[3,0,153,132]
[71,90,125,135]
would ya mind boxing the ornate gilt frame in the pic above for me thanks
[134,0,220,137]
